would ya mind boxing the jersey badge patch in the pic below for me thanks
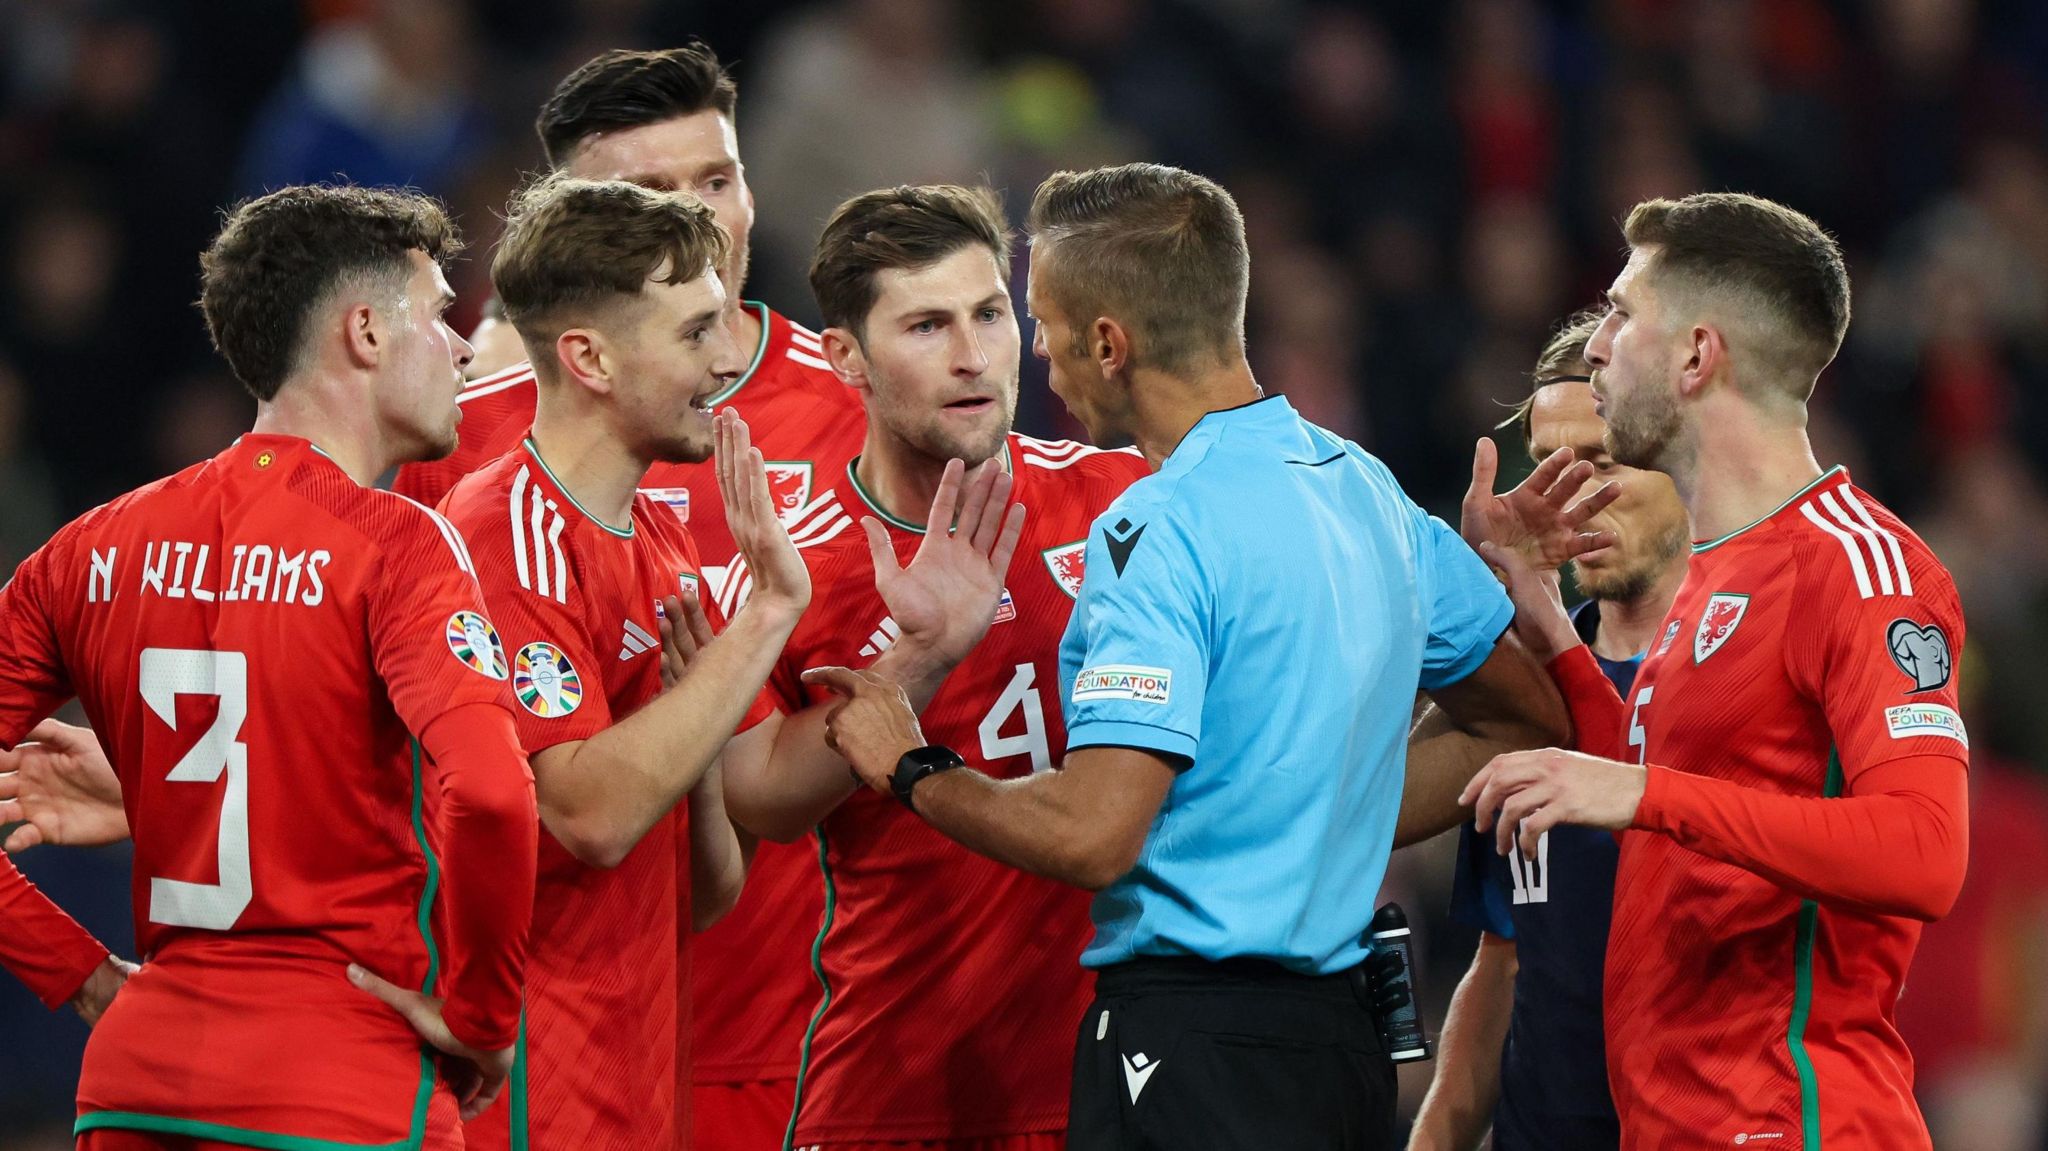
[514,642,583,717]
[764,461,814,523]
[1886,703,1967,746]
[1043,541,1087,599]
[995,587,1016,623]
[1074,665,1172,705]
[445,612,508,680]
[641,487,689,525]
[1694,593,1750,663]
[1655,618,1683,657]
[1886,619,1952,693]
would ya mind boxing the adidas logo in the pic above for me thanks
[858,617,901,658]
[619,619,658,661]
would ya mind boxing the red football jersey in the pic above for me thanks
[394,302,866,588]
[0,434,529,1146]
[725,435,1148,1143]
[1606,468,1966,1149]
[443,439,773,1151]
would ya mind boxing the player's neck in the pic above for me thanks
[1678,403,1824,544]
[1590,562,1687,661]
[853,427,1008,530]
[527,407,645,532]
[728,300,763,362]
[252,380,391,485]
[1129,357,1263,468]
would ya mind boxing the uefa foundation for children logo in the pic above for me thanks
[445,612,508,680]
[514,641,584,718]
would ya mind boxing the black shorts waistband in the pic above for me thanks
[1090,955,1363,999]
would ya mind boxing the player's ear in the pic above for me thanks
[554,328,614,397]
[1093,316,1130,380]
[1681,324,1724,398]
[820,326,870,392]
[342,302,381,369]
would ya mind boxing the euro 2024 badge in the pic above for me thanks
[1694,593,1750,663]
[515,641,583,718]
[446,612,507,680]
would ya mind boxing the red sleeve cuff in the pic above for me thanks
[0,856,112,1009]
[1632,763,1679,832]
[1545,644,1629,759]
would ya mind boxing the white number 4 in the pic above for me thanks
[978,663,1051,774]
[141,648,252,930]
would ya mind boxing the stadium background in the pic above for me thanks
[4,0,2048,1146]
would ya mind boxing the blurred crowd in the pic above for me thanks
[4,0,2048,1147]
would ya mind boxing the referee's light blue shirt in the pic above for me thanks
[1058,396,1514,975]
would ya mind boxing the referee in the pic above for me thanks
[808,163,1572,1150]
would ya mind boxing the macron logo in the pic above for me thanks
[619,619,658,661]
[1122,1051,1162,1103]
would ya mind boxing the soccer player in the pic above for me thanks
[0,185,538,1149]
[712,183,1126,1150]
[808,165,1578,1151]
[1462,193,1969,1149]
[436,174,805,1151]
[386,48,866,1144]
[1411,310,1690,1151]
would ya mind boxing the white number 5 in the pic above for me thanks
[1628,686,1654,766]
[141,648,252,930]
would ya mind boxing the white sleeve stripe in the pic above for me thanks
[1800,501,1874,598]
[798,514,855,550]
[457,369,535,405]
[423,509,473,574]
[786,348,833,372]
[510,467,532,591]
[546,510,568,605]
[1837,488,1913,596]
[1819,490,1894,596]
[788,327,824,351]
[529,486,551,599]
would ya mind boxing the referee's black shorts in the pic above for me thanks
[1068,956,1398,1151]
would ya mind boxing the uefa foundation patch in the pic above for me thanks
[445,611,508,680]
[514,642,584,718]
[1885,703,1967,746]
[1073,665,1172,705]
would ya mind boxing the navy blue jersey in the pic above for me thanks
[1447,600,1636,1150]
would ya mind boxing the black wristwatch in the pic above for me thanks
[891,745,964,811]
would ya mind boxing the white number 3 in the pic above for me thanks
[141,648,253,930]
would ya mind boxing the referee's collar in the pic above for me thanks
[1178,394,1326,462]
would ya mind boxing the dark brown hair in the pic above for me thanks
[537,45,739,168]
[1025,163,1248,374]
[491,176,731,356]
[198,184,460,402]
[1622,192,1851,398]
[1502,306,1605,446]
[808,184,1010,339]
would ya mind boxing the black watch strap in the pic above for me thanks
[892,745,964,810]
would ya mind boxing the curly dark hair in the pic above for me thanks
[198,185,460,401]
[537,45,739,168]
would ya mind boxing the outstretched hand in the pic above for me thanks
[348,965,516,1121]
[1461,439,1619,570]
[865,458,1027,674]
[0,719,129,852]
[717,409,810,619]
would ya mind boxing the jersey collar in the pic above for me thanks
[702,300,774,408]
[521,437,634,538]
[1691,465,1845,554]
[845,439,1016,534]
